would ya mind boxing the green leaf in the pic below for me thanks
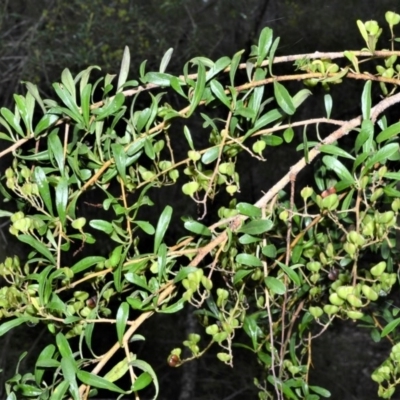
[309,385,331,398]
[130,359,159,399]
[157,243,167,285]
[0,210,12,218]
[52,83,82,123]
[187,62,206,117]
[111,143,127,184]
[323,66,348,83]
[324,94,333,118]
[265,277,286,295]
[89,219,114,234]
[248,67,266,124]
[144,72,173,87]
[25,81,46,114]
[127,297,143,310]
[201,146,219,164]
[233,269,253,284]
[238,219,273,235]
[117,46,130,92]
[131,372,152,391]
[376,121,400,143]
[94,93,125,120]
[34,113,59,135]
[56,332,73,358]
[77,65,101,98]
[36,359,60,368]
[184,220,212,236]
[173,266,198,283]
[243,314,263,350]
[159,298,185,314]
[48,130,65,174]
[292,88,312,108]
[116,302,129,345]
[322,155,355,184]
[261,244,277,258]
[276,261,301,286]
[268,37,280,76]
[355,119,374,154]
[365,143,399,171]
[18,234,55,264]
[55,177,68,226]
[38,265,54,307]
[356,20,369,47]
[236,253,262,267]
[234,106,256,119]
[134,221,155,235]
[154,205,172,253]
[257,27,273,66]
[381,317,400,337]
[319,144,355,160]
[1,107,24,136]
[206,56,231,81]
[15,385,43,397]
[61,68,76,100]
[183,125,194,150]
[370,328,381,343]
[127,136,147,156]
[81,83,91,128]
[274,81,295,115]
[247,109,282,138]
[14,94,33,133]
[0,317,33,337]
[236,202,261,218]
[51,381,69,400]
[103,356,130,382]
[61,357,79,400]
[262,135,283,146]
[344,50,360,73]
[77,371,126,394]
[361,80,372,120]
[159,47,174,74]
[283,127,294,143]
[144,138,155,160]
[384,172,400,180]
[33,166,53,215]
[229,49,244,86]
[71,256,105,273]
[210,80,230,108]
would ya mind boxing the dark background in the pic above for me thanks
[1,1,400,399]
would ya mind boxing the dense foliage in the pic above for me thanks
[2,10,400,400]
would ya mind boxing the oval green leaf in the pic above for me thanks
[184,220,212,236]
[236,253,263,267]
[77,370,126,394]
[238,219,273,235]
[116,302,129,345]
[322,155,355,184]
[89,219,114,234]
[201,146,219,164]
[154,205,172,253]
[273,81,295,115]
[71,256,106,273]
[265,276,286,295]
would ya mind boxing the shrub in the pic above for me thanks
[2,11,400,400]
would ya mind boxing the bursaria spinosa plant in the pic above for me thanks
[2,10,400,400]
